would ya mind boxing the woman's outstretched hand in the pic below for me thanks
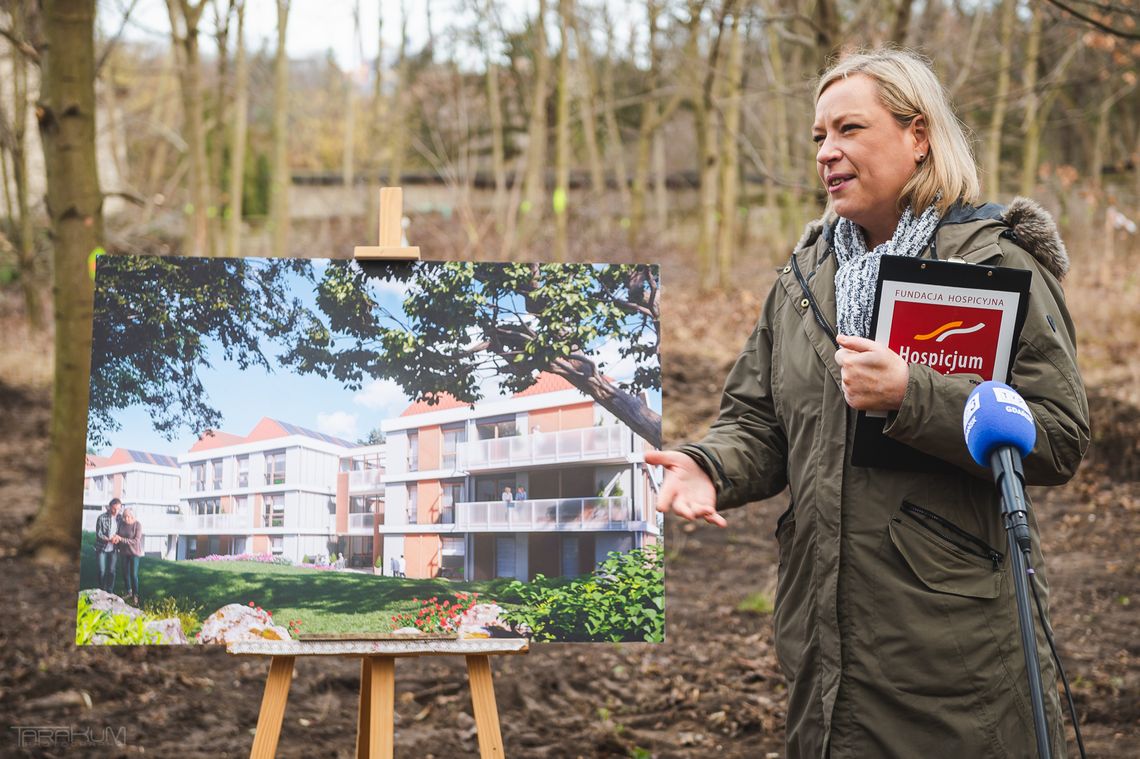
[644,450,726,528]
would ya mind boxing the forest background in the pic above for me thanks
[0,0,1137,756]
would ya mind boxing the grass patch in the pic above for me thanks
[79,531,519,637]
[736,591,774,615]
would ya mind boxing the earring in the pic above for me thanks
[917,153,926,163]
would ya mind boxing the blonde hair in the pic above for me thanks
[816,48,979,215]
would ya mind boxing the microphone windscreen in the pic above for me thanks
[962,381,1037,467]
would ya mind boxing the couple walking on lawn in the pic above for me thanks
[94,498,145,605]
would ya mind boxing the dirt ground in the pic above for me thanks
[1,247,1138,757]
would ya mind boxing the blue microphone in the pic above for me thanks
[963,380,1037,467]
[962,384,1055,759]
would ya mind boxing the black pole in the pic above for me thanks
[992,447,1052,759]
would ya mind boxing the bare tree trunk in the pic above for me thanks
[210,0,232,255]
[1090,81,1138,192]
[696,2,732,289]
[983,0,1015,199]
[387,0,409,187]
[554,0,571,261]
[569,4,605,195]
[520,0,550,241]
[600,5,630,214]
[630,0,699,240]
[367,11,384,243]
[23,0,103,561]
[486,57,507,227]
[167,0,212,256]
[226,0,247,257]
[342,0,360,233]
[890,0,915,45]
[652,129,667,230]
[716,10,743,289]
[1019,1,1042,197]
[269,0,290,257]
[9,2,43,330]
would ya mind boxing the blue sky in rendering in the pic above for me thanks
[92,260,662,457]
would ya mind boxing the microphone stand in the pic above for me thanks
[991,447,1052,759]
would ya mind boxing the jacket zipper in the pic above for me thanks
[790,254,839,348]
[900,501,1004,570]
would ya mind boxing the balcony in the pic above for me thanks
[189,512,251,532]
[348,512,375,530]
[456,496,635,531]
[348,469,385,493]
[458,426,632,471]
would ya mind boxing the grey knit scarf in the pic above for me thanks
[833,201,942,338]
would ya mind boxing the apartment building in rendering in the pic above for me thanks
[84,420,386,566]
[82,374,659,581]
[83,449,182,557]
[380,373,660,582]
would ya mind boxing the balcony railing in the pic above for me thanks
[348,469,385,492]
[458,426,631,470]
[189,512,250,531]
[348,512,374,530]
[456,496,633,530]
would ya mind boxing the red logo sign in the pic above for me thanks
[888,300,1003,377]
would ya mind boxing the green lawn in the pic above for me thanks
[78,532,519,638]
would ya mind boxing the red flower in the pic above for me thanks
[248,601,255,607]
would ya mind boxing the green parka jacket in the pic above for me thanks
[679,199,1089,758]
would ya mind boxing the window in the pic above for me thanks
[265,450,286,485]
[191,498,221,516]
[349,496,370,514]
[208,536,221,556]
[191,463,206,492]
[441,537,465,579]
[120,474,128,497]
[263,495,284,527]
[476,417,518,441]
[188,537,198,557]
[270,536,284,555]
[441,481,463,525]
[211,459,223,490]
[561,536,580,577]
[406,433,419,471]
[475,476,517,502]
[406,485,418,525]
[495,537,516,578]
[233,495,248,517]
[237,456,249,488]
[442,425,466,469]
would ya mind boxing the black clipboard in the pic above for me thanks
[850,255,1032,471]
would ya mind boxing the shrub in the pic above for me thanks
[75,595,162,645]
[501,543,664,643]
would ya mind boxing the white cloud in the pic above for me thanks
[317,411,359,440]
[353,379,413,414]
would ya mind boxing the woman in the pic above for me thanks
[647,49,1088,757]
[117,508,144,605]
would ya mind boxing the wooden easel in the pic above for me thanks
[233,188,529,758]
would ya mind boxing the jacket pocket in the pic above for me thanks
[871,502,1009,698]
[894,501,1004,596]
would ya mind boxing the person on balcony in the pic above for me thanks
[515,485,528,504]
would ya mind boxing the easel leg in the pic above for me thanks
[250,655,295,759]
[466,655,505,758]
[356,657,371,757]
[367,656,396,759]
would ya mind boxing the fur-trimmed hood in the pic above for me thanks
[794,197,1070,281]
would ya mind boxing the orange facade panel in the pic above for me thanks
[404,534,442,579]
[528,401,594,433]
